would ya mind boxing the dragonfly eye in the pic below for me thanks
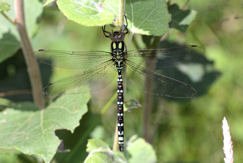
[118,42,123,49]
[112,42,116,49]
[110,31,125,41]
[113,31,119,36]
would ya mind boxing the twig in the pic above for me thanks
[14,0,45,109]
[0,11,16,25]
[114,0,126,27]
[142,36,160,142]
[0,89,31,97]
[143,53,156,143]
[118,0,125,26]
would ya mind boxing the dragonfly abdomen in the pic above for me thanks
[117,69,125,151]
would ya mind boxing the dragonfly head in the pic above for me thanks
[102,24,128,42]
[111,31,126,42]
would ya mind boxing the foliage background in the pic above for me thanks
[0,0,243,162]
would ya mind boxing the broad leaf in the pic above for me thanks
[84,139,126,163]
[0,32,20,63]
[55,0,170,35]
[0,87,90,162]
[86,139,110,152]
[126,0,171,36]
[56,0,117,26]
[127,136,157,163]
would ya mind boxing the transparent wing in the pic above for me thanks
[36,49,116,97]
[126,59,196,99]
[37,43,198,99]
[127,44,198,59]
[41,59,116,98]
[126,42,200,74]
[36,49,112,69]
[36,44,199,70]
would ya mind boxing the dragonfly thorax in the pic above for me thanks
[111,41,127,68]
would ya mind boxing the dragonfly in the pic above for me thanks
[37,21,198,151]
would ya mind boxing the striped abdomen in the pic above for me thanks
[117,69,124,151]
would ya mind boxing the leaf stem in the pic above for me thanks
[14,0,45,109]
[115,0,126,27]
[0,11,16,25]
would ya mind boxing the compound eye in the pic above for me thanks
[112,42,116,49]
[118,42,123,49]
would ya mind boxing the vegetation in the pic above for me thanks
[0,0,242,162]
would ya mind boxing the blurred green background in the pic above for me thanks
[1,0,243,162]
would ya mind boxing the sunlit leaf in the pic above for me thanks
[56,0,117,26]
[0,32,19,63]
[126,0,170,36]
[127,136,157,163]
[84,139,126,163]
[0,87,90,162]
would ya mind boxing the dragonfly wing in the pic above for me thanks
[126,59,197,99]
[127,43,199,60]
[42,59,117,98]
[36,49,112,70]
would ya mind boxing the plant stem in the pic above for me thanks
[143,54,156,143]
[142,36,161,143]
[14,0,45,109]
[115,0,125,27]
[0,12,16,25]
[0,89,31,97]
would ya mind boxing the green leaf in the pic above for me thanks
[84,139,126,163]
[56,0,117,26]
[0,1,10,12]
[85,152,121,163]
[53,111,102,162]
[86,139,110,152]
[0,32,20,63]
[126,0,170,36]
[0,0,43,62]
[55,0,170,35]
[127,136,157,163]
[0,87,90,162]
